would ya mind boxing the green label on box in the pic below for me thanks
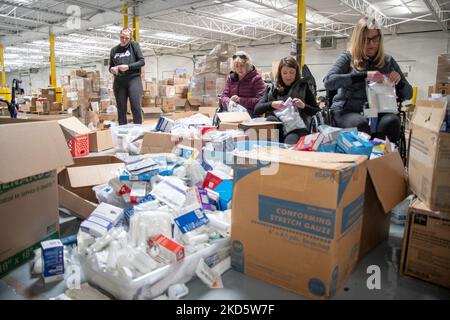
[0,231,59,279]
[0,172,52,196]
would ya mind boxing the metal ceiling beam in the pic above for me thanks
[423,0,448,32]
[339,0,397,34]
[0,0,89,20]
[0,12,55,26]
[245,0,351,37]
[148,15,260,41]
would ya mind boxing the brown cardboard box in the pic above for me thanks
[142,107,162,120]
[0,121,73,277]
[218,122,240,131]
[168,111,198,120]
[161,98,175,113]
[231,148,367,299]
[71,70,87,77]
[58,156,124,218]
[88,128,113,152]
[174,78,190,85]
[36,99,49,113]
[408,100,450,212]
[155,96,163,107]
[159,85,176,97]
[140,131,181,154]
[50,102,63,112]
[436,54,450,84]
[174,99,188,111]
[99,113,118,122]
[100,99,111,113]
[239,120,282,141]
[41,88,56,103]
[142,96,155,108]
[57,116,92,141]
[400,198,450,289]
[428,83,450,96]
[198,107,217,118]
[359,151,408,259]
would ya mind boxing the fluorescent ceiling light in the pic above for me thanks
[222,10,262,21]
[153,32,191,41]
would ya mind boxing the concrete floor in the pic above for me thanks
[0,219,449,300]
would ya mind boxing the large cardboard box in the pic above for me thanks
[161,98,175,113]
[140,132,182,154]
[400,198,450,289]
[0,121,73,277]
[88,128,113,152]
[359,151,408,259]
[408,100,450,212]
[231,148,368,299]
[142,107,162,120]
[174,99,188,111]
[58,156,124,219]
[159,85,176,97]
[428,83,450,96]
[436,54,450,84]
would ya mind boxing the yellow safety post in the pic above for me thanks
[0,43,12,102]
[49,32,62,103]
[412,86,418,105]
[296,0,307,75]
[123,2,129,29]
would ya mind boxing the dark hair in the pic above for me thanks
[276,56,300,94]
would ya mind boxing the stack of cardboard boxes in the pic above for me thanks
[428,54,450,96]
[190,43,236,108]
[400,99,450,289]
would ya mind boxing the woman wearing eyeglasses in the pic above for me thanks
[109,27,145,125]
[220,51,266,117]
[324,17,412,142]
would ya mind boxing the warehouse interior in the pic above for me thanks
[0,0,449,301]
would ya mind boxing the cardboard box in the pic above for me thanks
[218,122,240,131]
[50,102,62,112]
[140,132,181,154]
[359,151,408,259]
[0,121,73,277]
[161,98,175,113]
[231,148,368,299]
[168,111,199,121]
[428,83,450,96]
[159,85,176,97]
[174,99,188,111]
[71,70,87,77]
[99,113,118,122]
[142,96,155,108]
[239,120,282,142]
[142,107,162,120]
[57,116,92,141]
[58,156,124,219]
[436,54,450,84]
[408,100,450,212]
[100,99,111,113]
[41,88,57,103]
[89,128,113,152]
[198,107,217,118]
[41,239,64,283]
[400,198,450,289]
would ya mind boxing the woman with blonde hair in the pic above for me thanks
[324,17,412,142]
[220,51,266,116]
[109,27,145,125]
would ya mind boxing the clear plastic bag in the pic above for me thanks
[274,97,306,135]
[227,100,248,113]
[366,76,398,116]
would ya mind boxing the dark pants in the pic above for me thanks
[113,75,143,125]
[332,110,400,142]
[266,115,309,145]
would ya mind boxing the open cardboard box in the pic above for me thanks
[58,155,124,219]
[89,127,114,153]
[0,121,73,277]
[408,100,450,212]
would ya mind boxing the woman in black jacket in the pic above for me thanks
[254,56,319,144]
[109,27,145,125]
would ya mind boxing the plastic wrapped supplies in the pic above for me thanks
[227,100,248,113]
[274,97,306,135]
[366,76,398,116]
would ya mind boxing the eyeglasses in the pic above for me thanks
[366,35,381,44]
[120,36,130,40]
[233,54,248,60]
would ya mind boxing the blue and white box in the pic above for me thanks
[41,239,64,284]
[174,205,209,234]
[80,203,124,237]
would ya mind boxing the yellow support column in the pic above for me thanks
[49,32,62,103]
[133,14,139,42]
[0,43,12,102]
[412,86,418,105]
[296,0,307,75]
[122,2,129,28]
[49,32,56,88]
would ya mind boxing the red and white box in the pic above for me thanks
[202,170,232,190]
[152,234,185,263]
[294,132,324,151]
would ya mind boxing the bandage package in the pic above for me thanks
[41,239,64,284]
